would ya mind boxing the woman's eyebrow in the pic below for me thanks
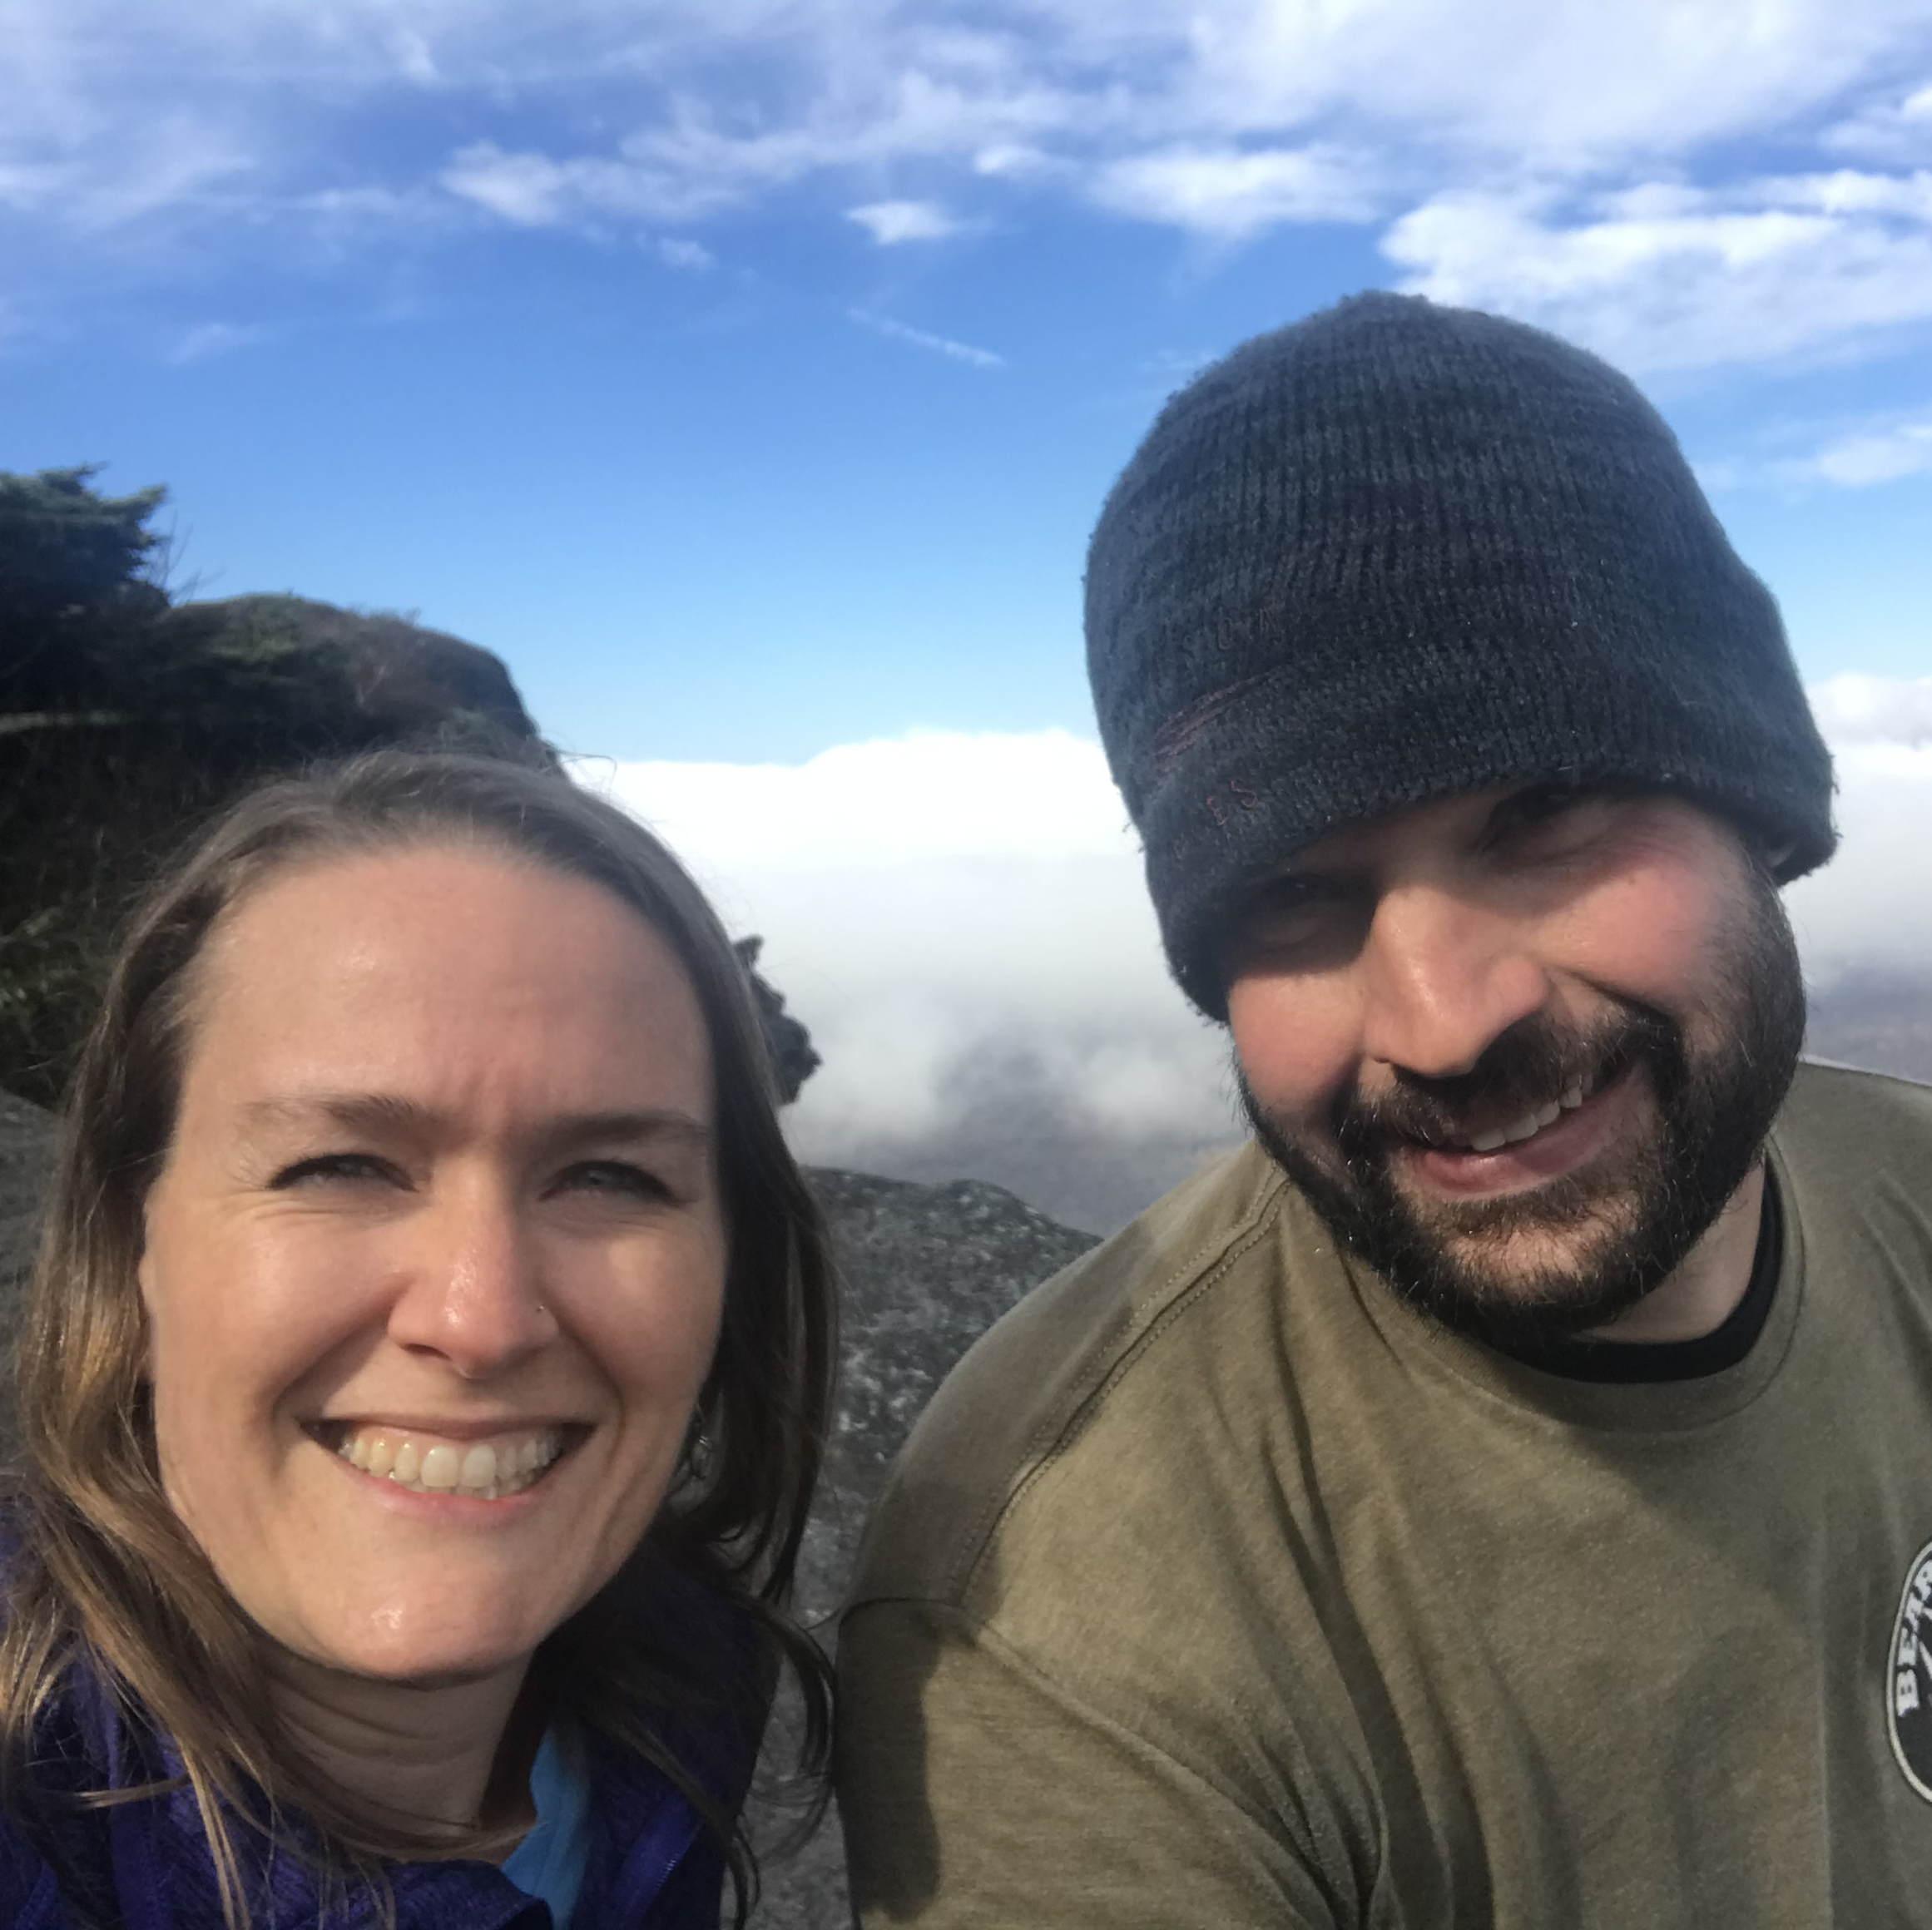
[539,1110,715,1155]
[235,1092,712,1151]
[236,1091,431,1138]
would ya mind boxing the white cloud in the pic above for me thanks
[438,141,694,227]
[438,145,575,226]
[0,111,250,231]
[166,319,262,364]
[655,235,715,270]
[973,142,1057,180]
[598,56,1075,220]
[572,685,1932,1187]
[1785,737,1932,986]
[388,25,443,89]
[1699,398,1932,491]
[848,306,1005,369]
[577,729,1125,869]
[1809,673,1932,740]
[12,0,1932,374]
[1736,167,1932,220]
[1090,144,1382,238]
[847,198,964,244]
[1137,0,1932,166]
[1825,79,1932,161]
[570,732,1222,1155]
[1383,176,1932,371]
[1794,411,1932,484]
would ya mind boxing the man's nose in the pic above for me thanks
[1356,884,1552,1079]
[385,1183,557,1378]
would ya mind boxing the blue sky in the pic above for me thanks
[5,0,1932,765]
[7,2,1932,1201]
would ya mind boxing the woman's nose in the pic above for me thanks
[384,1184,557,1377]
[1357,884,1553,1079]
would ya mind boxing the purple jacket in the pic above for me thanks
[0,1664,756,1929]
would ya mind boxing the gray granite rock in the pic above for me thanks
[0,1090,54,1449]
[746,1167,1098,1928]
[0,1090,52,1279]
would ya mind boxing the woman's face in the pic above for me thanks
[137,842,728,1686]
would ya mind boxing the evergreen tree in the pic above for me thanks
[0,465,166,622]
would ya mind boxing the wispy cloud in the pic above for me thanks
[1090,144,1383,238]
[9,1,1932,377]
[1790,410,1932,485]
[1697,398,1932,492]
[1811,673,1932,741]
[166,319,263,364]
[847,198,964,244]
[1824,80,1932,163]
[1383,172,1932,371]
[0,111,250,231]
[655,235,716,271]
[438,141,705,228]
[848,306,1005,369]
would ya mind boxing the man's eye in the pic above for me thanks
[270,1153,401,1190]
[1229,884,1359,966]
[1493,784,1617,848]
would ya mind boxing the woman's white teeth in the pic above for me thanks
[1463,1079,1596,1154]
[334,1425,563,1498]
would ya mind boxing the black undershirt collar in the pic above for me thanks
[1494,1173,1783,1385]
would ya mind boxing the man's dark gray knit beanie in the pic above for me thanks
[1085,291,1836,1020]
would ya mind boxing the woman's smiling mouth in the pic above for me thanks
[308,1421,584,1500]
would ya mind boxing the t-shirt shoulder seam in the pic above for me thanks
[946,1168,1290,1601]
[1797,1056,1931,1096]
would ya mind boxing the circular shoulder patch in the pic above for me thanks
[1890,1541,1932,1802]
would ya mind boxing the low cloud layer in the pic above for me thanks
[572,732,1228,1183]
[574,680,1932,1227]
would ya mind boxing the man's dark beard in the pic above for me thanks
[1239,870,1807,1351]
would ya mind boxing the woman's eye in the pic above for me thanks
[557,1161,672,1202]
[270,1152,400,1190]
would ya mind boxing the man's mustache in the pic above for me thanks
[1330,1007,1679,1162]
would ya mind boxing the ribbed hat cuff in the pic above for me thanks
[1139,676,1836,1021]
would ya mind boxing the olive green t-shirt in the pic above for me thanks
[838,1062,1932,1927]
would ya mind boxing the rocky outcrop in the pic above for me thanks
[2,596,554,1111]
[166,595,546,748]
[0,1091,53,1439]
[736,938,821,1109]
[0,1092,50,1276]
[1,597,816,1111]
[0,1092,1095,1923]
[746,1169,1097,1926]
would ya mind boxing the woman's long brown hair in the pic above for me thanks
[0,747,838,1926]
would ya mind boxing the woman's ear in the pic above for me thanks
[133,1196,160,1378]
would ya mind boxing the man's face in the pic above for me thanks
[1224,784,1806,1349]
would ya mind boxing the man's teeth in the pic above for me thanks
[332,1426,564,1499]
[1462,1075,1596,1155]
